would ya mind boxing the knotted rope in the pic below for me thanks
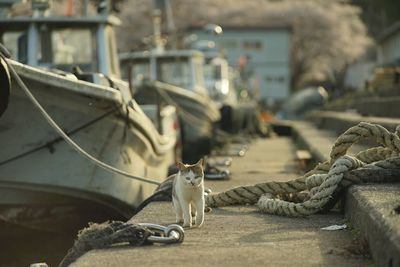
[58,221,185,267]
[205,122,400,216]
[58,221,152,267]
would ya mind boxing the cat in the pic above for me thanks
[172,159,205,228]
[132,162,211,216]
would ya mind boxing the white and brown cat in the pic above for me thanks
[172,159,205,228]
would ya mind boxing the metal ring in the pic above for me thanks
[165,224,185,243]
[138,223,185,244]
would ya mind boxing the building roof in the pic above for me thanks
[0,14,121,28]
[188,23,292,33]
[119,49,204,62]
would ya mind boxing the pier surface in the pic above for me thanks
[73,137,372,267]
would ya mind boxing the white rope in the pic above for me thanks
[3,56,161,185]
[257,155,364,216]
[206,122,400,216]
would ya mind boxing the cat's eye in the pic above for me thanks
[185,177,190,180]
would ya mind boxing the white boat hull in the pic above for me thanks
[0,60,176,230]
[135,81,221,162]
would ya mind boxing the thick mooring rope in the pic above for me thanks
[205,122,400,216]
[58,221,185,267]
[58,221,152,267]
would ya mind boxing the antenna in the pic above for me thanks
[153,0,177,49]
[31,0,50,17]
[152,9,164,53]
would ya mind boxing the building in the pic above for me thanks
[345,21,400,92]
[370,21,400,91]
[344,55,375,91]
[377,20,400,66]
[191,26,291,105]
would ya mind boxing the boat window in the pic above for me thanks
[1,31,28,63]
[157,58,191,89]
[204,64,221,80]
[38,27,97,72]
[193,60,205,89]
[131,61,150,84]
[203,63,221,91]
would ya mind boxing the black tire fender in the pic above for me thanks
[0,57,10,118]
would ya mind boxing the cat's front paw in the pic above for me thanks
[195,218,204,228]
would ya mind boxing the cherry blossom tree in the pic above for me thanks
[91,0,373,90]
[117,0,371,90]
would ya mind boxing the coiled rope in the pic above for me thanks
[0,50,161,186]
[206,122,400,216]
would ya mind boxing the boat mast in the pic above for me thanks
[151,9,164,53]
[153,0,177,49]
[31,0,50,17]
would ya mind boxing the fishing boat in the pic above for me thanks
[120,49,221,163]
[0,2,177,233]
[200,45,259,134]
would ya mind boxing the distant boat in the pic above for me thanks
[200,47,259,134]
[0,9,176,233]
[120,49,221,163]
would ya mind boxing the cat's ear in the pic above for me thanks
[176,161,186,171]
[196,158,204,167]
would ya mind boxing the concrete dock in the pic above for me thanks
[72,136,372,267]
[292,119,400,267]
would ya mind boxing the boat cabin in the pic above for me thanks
[120,50,208,94]
[203,55,233,103]
[0,15,121,79]
[193,41,237,107]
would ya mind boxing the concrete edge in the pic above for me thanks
[291,121,329,163]
[291,120,400,267]
[345,186,400,267]
[306,110,400,134]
